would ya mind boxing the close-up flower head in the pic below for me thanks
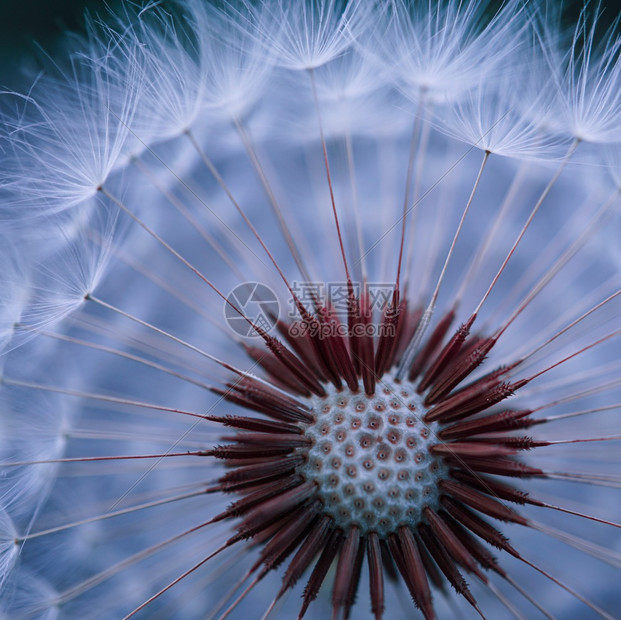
[1,1,620,618]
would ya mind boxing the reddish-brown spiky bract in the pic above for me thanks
[198,283,574,619]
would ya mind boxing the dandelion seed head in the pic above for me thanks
[107,3,207,146]
[1,1,621,618]
[193,2,274,119]
[536,4,621,143]
[0,567,60,620]
[435,73,571,160]
[0,510,19,587]
[374,0,525,104]
[0,244,30,355]
[1,37,139,212]
[13,204,117,333]
[252,0,371,70]
[0,386,68,518]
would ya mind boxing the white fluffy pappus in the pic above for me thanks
[534,4,621,144]
[0,33,140,213]
[365,0,526,104]
[0,2,621,619]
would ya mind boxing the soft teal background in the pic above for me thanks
[0,0,122,51]
[0,0,615,63]
[0,0,122,83]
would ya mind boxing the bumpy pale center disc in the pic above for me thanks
[300,374,449,537]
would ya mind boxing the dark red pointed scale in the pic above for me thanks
[218,455,305,491]
[425,378,527,424]
[346,285,362,377]
[367,533,385,620]
[277,318,327,383]
[441,497,518,556]
[451,470,540,507]
[416,533,445,592]
[222,432,311,449]
[439,409,534,440]
[343,532,366,620]
[423,507,486,581]
[242,342,312,395]
[238,480,316,536]
[409,309,455,382]
[265,334,327,396]
[446,456,543,478]
[299,530,343,619]
[380,539,399,583]
[253,502,321,574]
[278,516,333,597]
[467,435,538,450]
[305,305,343,390]
[212,386,304,423]
[354,287,377,396]
[418,522,479,612]
[375,289,403,377]
[440,480,528,525]
[442,513,506,577]
[205,444,294,459]
[214,476,303,522]
[204,414,302,435]
[424,336,497,405]
[388,527,435,620]
[430,442,517,458]
[418,313,477,394]
[332,526,361,615]
[322,300,359,392]
[391,305,423,370]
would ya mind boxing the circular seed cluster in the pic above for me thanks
[300,375,449,537]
